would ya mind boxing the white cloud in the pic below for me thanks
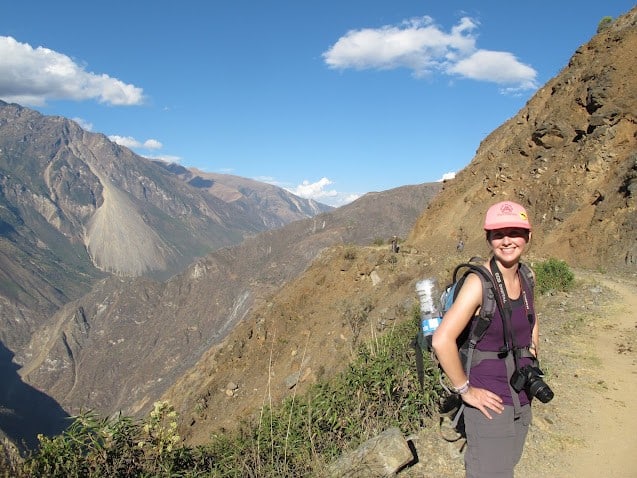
[341,193,361,204]
[289,177,338,199]
[145,154,182,164]
[439,171,456,181]
[109,135,142,149]
[447,50,536,90]
[72,117,93,131]
[0,36,144,106]
[109,135,162,150]
[142,139,163,150]
[243,175,359,208]
[285,177,360,207]
[323,16,537,90]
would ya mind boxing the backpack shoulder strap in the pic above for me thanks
[518,262,535,291]
[448,263,497,430]
[458,263,497,341]
[518,262,536,326]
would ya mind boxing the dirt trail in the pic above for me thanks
[555,273,637,477]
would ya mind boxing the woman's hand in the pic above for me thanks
[461,386,504,419]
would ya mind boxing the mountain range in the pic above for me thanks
[0,100,441,449]
[1,4,636,453]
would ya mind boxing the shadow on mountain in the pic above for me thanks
[0,341,70,453]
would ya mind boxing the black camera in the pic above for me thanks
[510,365,554,403]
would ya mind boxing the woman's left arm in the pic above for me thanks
[529,268,539,358]
[530,317,539,358]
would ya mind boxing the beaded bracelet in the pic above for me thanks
[453,380,470,395]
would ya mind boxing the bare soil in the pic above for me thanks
[401,270,637,477]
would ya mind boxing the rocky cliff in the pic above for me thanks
[408,9,636,271]
[17,182,441,420]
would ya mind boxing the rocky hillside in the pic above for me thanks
[6,5,636,456]
[409,10,636,271]
[162,6,637,446]
[0,100,330,372]
[16,181,441,423]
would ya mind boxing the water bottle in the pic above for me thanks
[415,278,442,350]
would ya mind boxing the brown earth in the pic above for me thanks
[400,269,637,478]
[166,242,637,477]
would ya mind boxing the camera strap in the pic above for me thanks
[489,258,520,364]
[489,257,525,416]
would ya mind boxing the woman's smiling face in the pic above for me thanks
[487,227,530,264]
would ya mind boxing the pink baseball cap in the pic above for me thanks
[484,201,531,230]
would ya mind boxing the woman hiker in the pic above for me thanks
[432,201,540,478]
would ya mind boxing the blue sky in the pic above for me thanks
[1,1,634,207]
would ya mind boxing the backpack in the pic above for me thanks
[413,258,535,435]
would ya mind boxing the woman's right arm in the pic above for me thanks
[431,273,504,419]
[432,273,482,388]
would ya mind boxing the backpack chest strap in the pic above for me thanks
[467,347,535,373]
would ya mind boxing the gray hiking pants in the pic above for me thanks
[463,404,532,478]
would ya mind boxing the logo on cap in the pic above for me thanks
[500,203,514,214]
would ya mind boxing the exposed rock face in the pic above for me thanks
[0,100,331,358]
[408,9,637,271]
[17,182,441,418]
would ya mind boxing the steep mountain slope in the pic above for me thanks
[0,101,333,449]
[18,182,441,418]
[162,7,637,445]
[0,101,330,360]
[0,102,248,278]
[408,10,636,271]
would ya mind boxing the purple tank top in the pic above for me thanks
[469,292,535,406]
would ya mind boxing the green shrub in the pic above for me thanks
[533,258,575,295]
[20,402,212,478]
[16,313,442,477]
[229,314,443,474]
[597,16,613,33]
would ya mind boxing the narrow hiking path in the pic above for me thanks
[400,269,637,478]
[555,273,637,477]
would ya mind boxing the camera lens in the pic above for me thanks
[528,378,554,403]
